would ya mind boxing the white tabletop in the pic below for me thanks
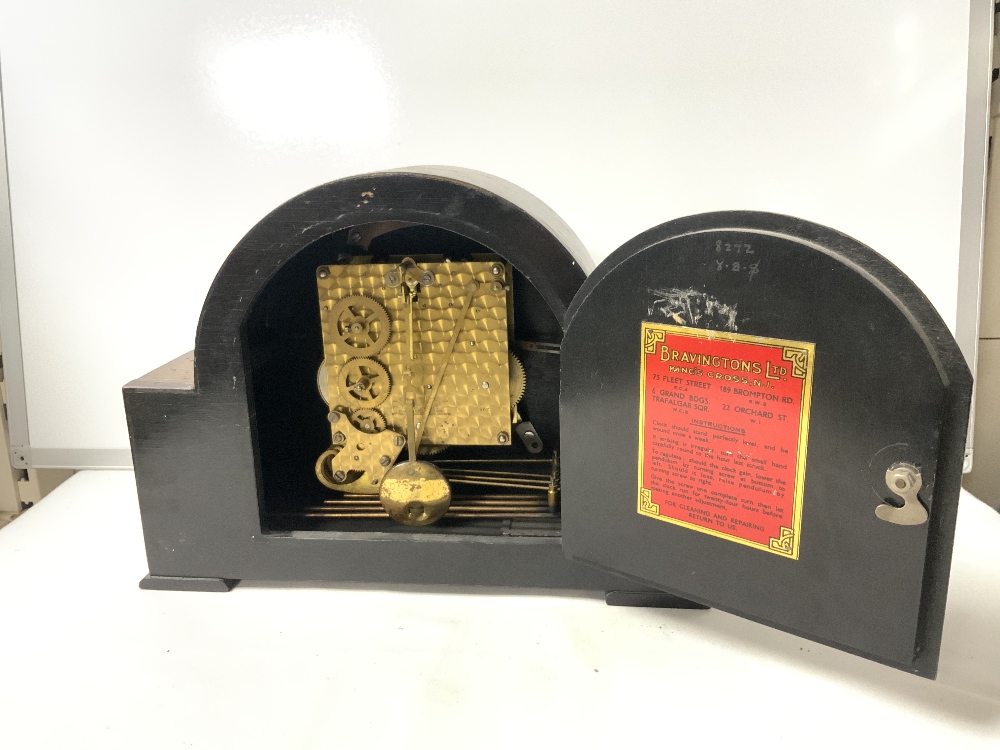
[1,470,999,749]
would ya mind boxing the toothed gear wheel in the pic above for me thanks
[329,295,391,355]
[337,358,391,408]
[509,353,526,404]
[349,408,387,434]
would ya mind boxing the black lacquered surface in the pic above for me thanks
[125,169,642,596]
[561,212,971,677]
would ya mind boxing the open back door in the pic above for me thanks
[561,212,972,678]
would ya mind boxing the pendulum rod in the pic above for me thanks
[415,281,478,447]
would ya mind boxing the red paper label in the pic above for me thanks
[637,322,814,559]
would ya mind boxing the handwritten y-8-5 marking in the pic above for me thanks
[714,258,761,281]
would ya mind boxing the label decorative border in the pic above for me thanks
[637,322,815,560]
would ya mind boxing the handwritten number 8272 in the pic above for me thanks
[715,240,753,254]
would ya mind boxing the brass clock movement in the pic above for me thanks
[310,253,556,526]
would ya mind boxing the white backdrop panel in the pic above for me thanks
[0,0,973,458]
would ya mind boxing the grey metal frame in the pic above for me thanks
[956,0,996,472]
[0,61,30,470]
[0,4,995,470]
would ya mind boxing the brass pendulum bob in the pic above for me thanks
[379,461,451,526]
[378,396,452,526]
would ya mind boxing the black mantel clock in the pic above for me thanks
[124,168,971,679]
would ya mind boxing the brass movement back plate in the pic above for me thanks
[317,261,513,448]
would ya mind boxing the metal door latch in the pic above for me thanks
[875,463,928,526]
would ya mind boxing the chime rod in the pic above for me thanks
[434,459,553,464]
[447,479,553,490]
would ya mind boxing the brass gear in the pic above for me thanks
[349,408,387,434]
[329,295,391,355]
[509,354,526,404]
[337,358,391,408]
[316,361,332,405]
